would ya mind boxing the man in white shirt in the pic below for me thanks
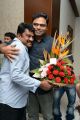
[0,23,52,120]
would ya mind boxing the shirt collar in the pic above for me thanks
[34,34,47,43]
[14,37,28,52]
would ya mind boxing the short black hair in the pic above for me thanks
[32,12,49,25]
[17,22,34,35]
[4,32,16,40]
[0,40,2,44]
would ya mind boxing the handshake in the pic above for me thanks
[40,80,54,91]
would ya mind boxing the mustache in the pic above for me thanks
[27,40,33,43]
[35,30,44,32]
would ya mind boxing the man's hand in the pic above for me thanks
[0,45,19,62]
[40,80,52,91]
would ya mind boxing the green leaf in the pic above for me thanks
[63,58,72,64]
[66,63,73,67]
[30,68,40,73]
[39,59,47,66]
[33,73,41,78]
[43,49,50,62]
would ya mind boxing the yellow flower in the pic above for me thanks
[57,35,66,45]
[52,46,60,56]
[59,49,69,58]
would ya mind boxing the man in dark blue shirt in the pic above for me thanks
[28,12,54,120]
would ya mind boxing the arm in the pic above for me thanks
[76,82,80,98]
[10,42,52,92]
[0,44,19,61]
[0,43,4,53]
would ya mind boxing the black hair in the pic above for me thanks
[0,40,2,44]
[17,22,34,35]
[4,32,16,40]
[32,12,49,25]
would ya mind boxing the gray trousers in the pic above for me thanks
[28,91,53,120]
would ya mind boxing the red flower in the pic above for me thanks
[61,60,65,65]
[67,70,71,76]
[48,65,53,70]
[56,62,61,67]
[55,77,61,83]
[72,74,76,80]
[59,72,65,77]
[60,66,64,71]
[69,78,75,84]
[53,70,59,75]
[47,70,51,75]
[64,78,69,84]
[66,66,72,71]
[48,74,54,80]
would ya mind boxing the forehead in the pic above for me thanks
[4,36,11,39]
[33,17,47,23]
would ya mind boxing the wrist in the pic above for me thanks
[39,81,44,88]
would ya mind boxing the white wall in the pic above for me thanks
[59,0,75,34]
[59,0,80,77]
[59,0,79,76]
[59,1,79,120]
[73,17,80,77]
[0,0,24,39]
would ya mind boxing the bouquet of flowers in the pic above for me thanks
[31,32,76,86]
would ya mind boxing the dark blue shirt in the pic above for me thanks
[29,35,53,94]
[29,35,53,70]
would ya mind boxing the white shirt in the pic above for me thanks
[0,38,40,108]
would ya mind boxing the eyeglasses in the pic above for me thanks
[33,23,47,27]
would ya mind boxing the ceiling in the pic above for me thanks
[75,0,80,16]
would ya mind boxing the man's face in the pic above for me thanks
[20,29,34,48]
[4,36,12,43]
[33,17,47,36]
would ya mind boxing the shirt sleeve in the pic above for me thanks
[10,41,41,93]
[69,55,74,63]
